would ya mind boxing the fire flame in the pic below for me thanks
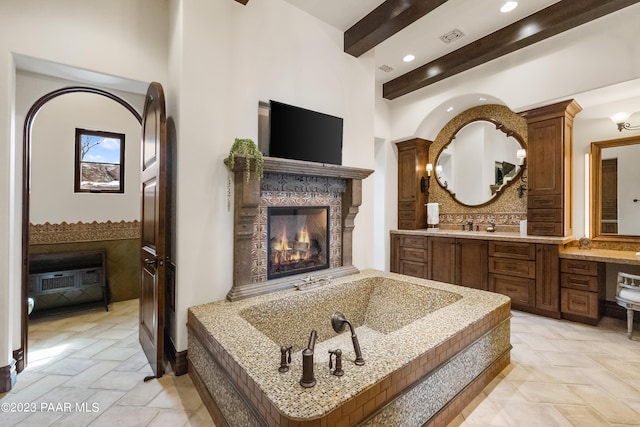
[273,225,310,264]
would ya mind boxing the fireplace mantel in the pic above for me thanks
[227,156,373,301]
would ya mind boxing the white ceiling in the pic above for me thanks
[284,0,561,83]
[283,0,640,121]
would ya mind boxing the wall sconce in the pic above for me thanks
[420,163,432,194]
[516,149,527,198]
[611,111,640,132]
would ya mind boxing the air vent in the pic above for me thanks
[439,28,465,44]
[378,64,394,73]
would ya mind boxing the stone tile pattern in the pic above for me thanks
[30,220,140,244]
[429,104,528,229]
[187,270,512,426]
[251,173,344,283]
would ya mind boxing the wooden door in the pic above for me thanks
[527,118,563,196]
[139,82,169,379]
[427,237,455,283]
[456,239,488,290]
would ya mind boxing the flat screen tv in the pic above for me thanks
[268,100,343,165]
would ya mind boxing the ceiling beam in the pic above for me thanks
[383,0,640,100]
[344,0,448,58]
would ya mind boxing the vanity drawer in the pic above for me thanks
[527,221,562,237]
[488,241,536,260]
[528,194,563,209]
[527,209,562,223]
[561,273,599,292]
[399,202,416,211]
[398,210,416,220]
[560,259,598,276]
[489,257,536,279]
[489,274,535,307]
[400,235,427,249]
[561,288,598,319]
[399,260,427,279]
[399,247,427,263]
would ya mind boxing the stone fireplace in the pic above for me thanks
[267,206,329,279]
[227,156,373,301]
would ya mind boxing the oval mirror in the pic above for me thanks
[435,119,525,206]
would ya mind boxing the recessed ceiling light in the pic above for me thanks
[403,54,415,63]
[500,1,518,13]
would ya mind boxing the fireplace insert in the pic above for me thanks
[267,206,329,279]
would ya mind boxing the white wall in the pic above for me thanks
[168,0,375,351]
[573,112,640,239]
[0,0,168,369]
[0,0,376,370]
[19,73,143,224]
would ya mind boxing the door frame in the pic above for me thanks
[19,86,142,372]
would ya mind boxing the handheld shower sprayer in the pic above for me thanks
[331,311,365,366]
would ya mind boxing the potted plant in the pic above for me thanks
[224,138,264,210]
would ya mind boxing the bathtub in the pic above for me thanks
[187,270,511,426]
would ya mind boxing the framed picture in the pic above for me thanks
[74,128,125,193]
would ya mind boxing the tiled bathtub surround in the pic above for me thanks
[188,270,511,426]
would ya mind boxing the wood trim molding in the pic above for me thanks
[344,0,447,57]
[13,348,24,373]
[382,0,640,100]
[165,334,188,376]
[0,358,17,393]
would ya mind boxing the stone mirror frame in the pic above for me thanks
[434,117,526,207]
[590,135,640,241]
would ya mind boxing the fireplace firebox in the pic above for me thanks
[267,206,329,279]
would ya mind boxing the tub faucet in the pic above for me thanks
[300,330,317,388]
[331,312,365,366]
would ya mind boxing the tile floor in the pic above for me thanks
[1,300,639,426]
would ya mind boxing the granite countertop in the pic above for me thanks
[560,247,640,265]
[188,269,510,420]
[391,228,574,245]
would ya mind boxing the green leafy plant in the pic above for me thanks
[225,138,264,210]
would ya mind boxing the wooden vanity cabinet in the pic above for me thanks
[560,258,605,325]
[390,234,428,279]
[521,99,582,237]
[427,237,488,290]
[488,241,560,317]
[396,138,431,229]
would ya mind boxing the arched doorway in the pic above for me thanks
[19,86,142,372]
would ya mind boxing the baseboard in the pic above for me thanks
[12,348,24,373]
[165,334,188,376]
[0,358,17,393]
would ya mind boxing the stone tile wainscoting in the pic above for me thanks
[29,221,141,303]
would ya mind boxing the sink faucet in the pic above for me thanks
[300,330,317,388]
[467,220,474,231]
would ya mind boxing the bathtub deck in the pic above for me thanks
[187,269,511,426]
